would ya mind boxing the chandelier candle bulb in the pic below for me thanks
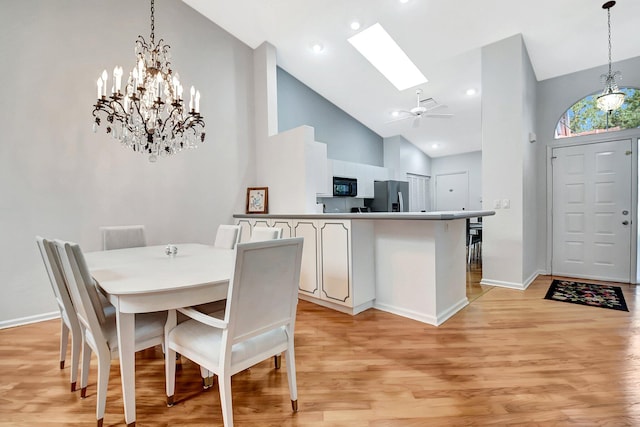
[114,66,123,93]
[96,78,102,99]
[101,70,108,97]
[195,90,200,113]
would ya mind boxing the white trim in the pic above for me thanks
[374,297,468,326]
[0,311,60,330]
[480,278,527,290]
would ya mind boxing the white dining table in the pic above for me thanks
[84,244,235,426]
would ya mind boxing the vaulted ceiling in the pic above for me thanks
[183,0,640,157]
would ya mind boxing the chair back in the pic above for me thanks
[36,236,78,328]
[100,225,146,250]
[249,226,282,242]
[214,225,242,249]
[53,240,109,344]
[224,238,303,344]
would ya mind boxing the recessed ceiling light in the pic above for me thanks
[431,143,439,149]
[391,111,400,117]
[466,88,477,96]
[399,0,410,4]
[311,42,324,53]
[347,23,427,91]
[350,21,361,31]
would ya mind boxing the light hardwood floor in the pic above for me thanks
[1,268,638,426]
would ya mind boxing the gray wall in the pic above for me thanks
[0,0,255,325]
[535,55,640,275]
[277,67,384,166]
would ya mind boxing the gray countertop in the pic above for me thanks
[234,210,495,220]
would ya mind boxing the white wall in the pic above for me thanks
[383,135,432,179]
[431,151,482,211]
[481,34,530,289]
[0,0,256,325]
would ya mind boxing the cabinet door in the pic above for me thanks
[293,220,320,297]
[270,218,293,238]
[319,220,352,306]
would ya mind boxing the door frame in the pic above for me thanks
[546,135,639,283]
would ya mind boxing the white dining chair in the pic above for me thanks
[100,225,146,251]
[36,236,82,392]
[53,239,166,427]
[249,226,282,242]
[165,237,304,427]
[214,224,242,249]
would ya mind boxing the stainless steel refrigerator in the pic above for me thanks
[366,180,409,212]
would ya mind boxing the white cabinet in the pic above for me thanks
[235,217,375,315]
[236,217,292,243]
[318,220,352,306]
[292,220,321,297]
[294,219,374,314]
[329,160,392,199]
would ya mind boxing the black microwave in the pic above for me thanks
[333,176,358,197]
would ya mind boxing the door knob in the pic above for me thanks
[622,220,629,225]
[622,210,629,215]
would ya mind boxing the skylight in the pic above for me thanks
[348,23,427,91]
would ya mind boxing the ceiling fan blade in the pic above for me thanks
[424,103,447,112]
[424,113,453,119]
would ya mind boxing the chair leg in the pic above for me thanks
[165,346,177,406]
[95,352,111,427]
[284,345,298,412]
[274,354,281,369]
[80,338,92,398]
[219,374,234,427]
[59,321,69,370]
[70,323,82,392]
[200,366,214,389]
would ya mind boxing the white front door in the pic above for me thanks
[435,172,468,211]
[551,139,632,282]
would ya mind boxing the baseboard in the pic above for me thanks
[0,311,59,330]
[435,297,469,325]
[372,302,438,326]
[481,270,545,290]
[298,294,375,316]
[480,278,527,290]
[523,270,545,289]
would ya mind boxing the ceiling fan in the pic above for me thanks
[388,89,452,127]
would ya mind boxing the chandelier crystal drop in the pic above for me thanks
[92,0,205,162]
[596,1,625,113]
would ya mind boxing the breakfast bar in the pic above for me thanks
[234,210,494,326]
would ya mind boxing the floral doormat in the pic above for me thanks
[544,279,628,312]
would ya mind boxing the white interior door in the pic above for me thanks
[407,173,431,212]
[552,139,632,282]
[435,172,468,211]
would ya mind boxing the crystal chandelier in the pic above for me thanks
[596,1,625,113]
[92,0,205,162]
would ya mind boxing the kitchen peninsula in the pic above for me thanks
[234,210,494,326]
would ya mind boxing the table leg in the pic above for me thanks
[116,310,136,426]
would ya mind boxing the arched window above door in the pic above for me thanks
[554,87,640,139]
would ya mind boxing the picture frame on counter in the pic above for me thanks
[246,187,269,214]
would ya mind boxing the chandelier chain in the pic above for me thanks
[150,0,155,44]
[607,6,612,75]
